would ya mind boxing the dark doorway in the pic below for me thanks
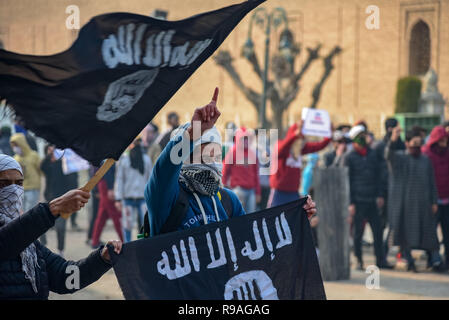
[409,20,431,76]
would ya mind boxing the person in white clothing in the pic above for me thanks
[114,138,152,242]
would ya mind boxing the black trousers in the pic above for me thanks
[439,204,449,264]
[353,201,384,265]
[259,186,271,211]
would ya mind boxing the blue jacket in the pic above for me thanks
[300,153,319,196]
[145,126,245,236]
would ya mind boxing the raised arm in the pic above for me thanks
[277,123,300,159]
[145,87,222,236]
[302,137,331,155]
[144,125,192,236]
[385,125,404,170]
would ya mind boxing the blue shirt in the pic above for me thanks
[144,125,245,236]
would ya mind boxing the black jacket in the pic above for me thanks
[41,157,71,201]
[372,136,406,198]
[342,148,382,204]
[0,203,111,299]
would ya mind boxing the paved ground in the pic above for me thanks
[47,207,449,300]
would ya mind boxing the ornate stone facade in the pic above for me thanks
[1,0,448,135]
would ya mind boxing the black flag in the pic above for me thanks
[110,199,326,300]
[0,0,265,165]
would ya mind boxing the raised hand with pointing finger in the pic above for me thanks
[187,87,221,140]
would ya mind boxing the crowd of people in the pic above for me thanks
[2,94,319,249]
[323,119,449,272]
[0,87,448,298]
[4,110,449,273]
[0,87,319,299]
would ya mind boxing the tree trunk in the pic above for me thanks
[271,106,285,137]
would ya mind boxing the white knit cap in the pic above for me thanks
[0,154,23,175]
[193,126,222,150]
[348,125,366,140]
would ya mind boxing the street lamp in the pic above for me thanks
[243,7,293,128]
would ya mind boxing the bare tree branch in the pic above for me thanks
[310,46,342,109]
[214,41,341,130]
[214,50,261,109]
[283,84,300,108]
[294,44,321,84]
[244,51,263,81]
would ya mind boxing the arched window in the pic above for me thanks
[409,20,431,76]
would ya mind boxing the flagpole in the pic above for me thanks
[60,158,116,219]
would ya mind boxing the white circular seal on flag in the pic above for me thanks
[96,69,159,122]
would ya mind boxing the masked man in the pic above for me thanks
[0,154,122,299]
[386,126,441,272]
[144,88,316,237]
[343,125,391,270]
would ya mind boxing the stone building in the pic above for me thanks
[1,0,448,136]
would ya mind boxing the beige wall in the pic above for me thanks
[1,0,448,137]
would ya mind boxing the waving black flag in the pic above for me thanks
[0,0,264,165]
[110,199,326,300]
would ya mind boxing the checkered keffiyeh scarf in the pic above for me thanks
[0,154,38,293]
[179,163,223,197]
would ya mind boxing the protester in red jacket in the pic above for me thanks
[422,125,449,267]
[222,127,260,213]
[91,172,124,248]
[268,121,331,208]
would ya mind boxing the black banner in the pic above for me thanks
[0,0,264,166]
[110,199,326,300]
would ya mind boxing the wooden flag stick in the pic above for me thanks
[80,158,116,192]
[61,158,116,219]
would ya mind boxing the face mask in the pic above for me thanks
[0,183,37,294]
[200,153,222,174]
[179,163,222,196]
[408,146,421,158]
[209,162,223,175]
[0,184,24,219]
[13,146,23,156]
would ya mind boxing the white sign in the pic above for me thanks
[301,108,331,138]
[54,148,90,175]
